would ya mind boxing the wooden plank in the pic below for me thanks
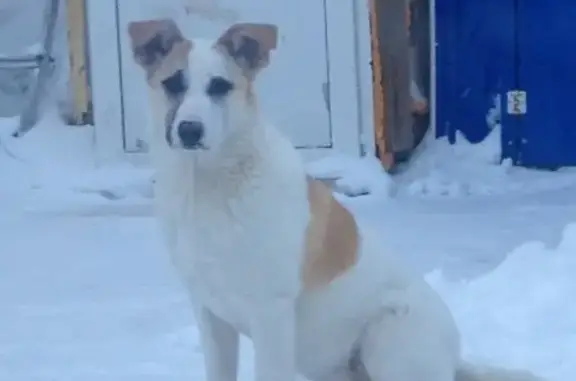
[368,0,394,171]
[66,0,92,125]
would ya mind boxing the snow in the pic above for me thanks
[307,125,574,200]
[396,127,576,197]
[429,224,576,380]
[1,112,576,381]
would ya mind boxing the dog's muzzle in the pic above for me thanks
[176,120,206,150]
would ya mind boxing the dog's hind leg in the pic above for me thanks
[358,314,458,381]
[313,350,370,381]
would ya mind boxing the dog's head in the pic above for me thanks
[128,19,277,153]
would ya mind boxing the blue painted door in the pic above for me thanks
[435,0,516,147]
[515,1,576,168]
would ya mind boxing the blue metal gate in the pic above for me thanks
[435,0,516,145]
[436,0,576,168]
[514,2,576,168]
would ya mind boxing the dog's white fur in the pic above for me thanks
[130,20,546,381]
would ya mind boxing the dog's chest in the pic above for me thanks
[172,184,309,326]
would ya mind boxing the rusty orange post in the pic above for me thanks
[369,0,394,171]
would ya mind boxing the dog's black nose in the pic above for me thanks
[177,120,204,148]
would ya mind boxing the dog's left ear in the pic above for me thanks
[216,23,278,80]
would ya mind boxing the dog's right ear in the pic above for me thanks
[127,18,192,85]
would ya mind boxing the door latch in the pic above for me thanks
[506,90,527,115]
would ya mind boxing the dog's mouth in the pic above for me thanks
[181,142,209,151]
[165,137,210,151]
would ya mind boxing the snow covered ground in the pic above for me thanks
[1,115,576,381]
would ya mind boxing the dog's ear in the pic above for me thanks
[215,23,278,80]
[127,18,192,85]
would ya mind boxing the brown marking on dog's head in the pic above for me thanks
[215,22,278,81]
[128,18,192,86]
[302,176,359,290]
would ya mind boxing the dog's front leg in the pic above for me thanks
[252,298,297,381]
[196,305,239,381]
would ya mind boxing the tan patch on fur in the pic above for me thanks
[302,176,359,290]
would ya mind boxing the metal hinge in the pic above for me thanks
[322,81,331,112]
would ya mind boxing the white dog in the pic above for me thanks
[127,19,545,381]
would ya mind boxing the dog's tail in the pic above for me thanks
[455,361,547,381]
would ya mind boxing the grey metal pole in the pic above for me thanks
[13,0,60,138]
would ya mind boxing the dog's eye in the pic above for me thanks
[161,70,187,96]
[206,76,234,98]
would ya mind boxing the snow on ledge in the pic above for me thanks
[307,154,394,198]
[399,127,576,198]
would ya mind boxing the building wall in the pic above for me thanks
[86,0,373,164]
